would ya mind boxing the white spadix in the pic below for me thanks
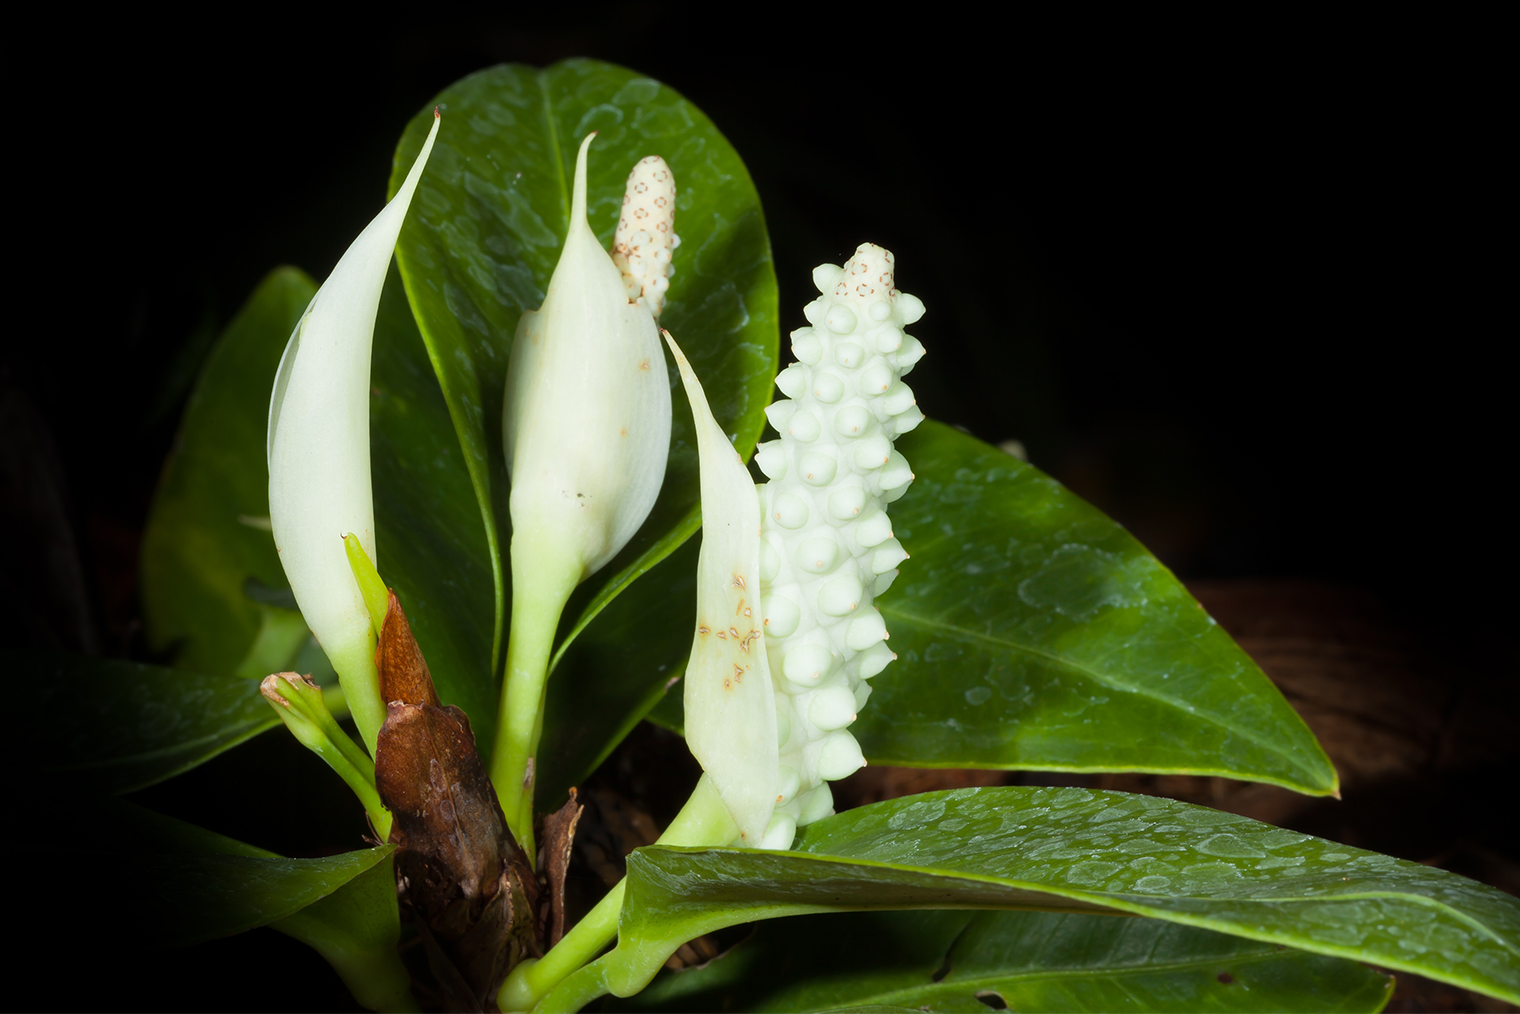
[665,332,779,847]
[267,111,440,755]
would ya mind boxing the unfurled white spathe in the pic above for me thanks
[665,333,779,848]
[267,112,440,753]
[503,133,672,581]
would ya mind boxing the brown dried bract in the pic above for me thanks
[538,789,583,947]
[377,589,440,709]
[373,591,537,1012]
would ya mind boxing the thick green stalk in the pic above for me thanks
[499,775,738,1012]
[492,540,579,862]
[533,956,611,1014]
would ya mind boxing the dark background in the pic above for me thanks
[3,10,1510,1011]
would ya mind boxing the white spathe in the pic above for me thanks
[267,112,440,746]
[666,333,779,847]
[503,133,672,581]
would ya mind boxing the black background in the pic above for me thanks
[3,9,1509,1010]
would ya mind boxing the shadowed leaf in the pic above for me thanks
[613,909,1393,1013]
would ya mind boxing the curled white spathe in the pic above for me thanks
[666,332,779,847]
[503,133,672,581]
[267,113,440,709]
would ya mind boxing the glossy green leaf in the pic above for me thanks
[21,649,279,793]
[586,788,1517,1006]
[629,420,1336,796]
[140,267,317,678]
[857,420,1336,795]
[617,909,1393,1013]
[370,261,498,747]
[387,58,778,696]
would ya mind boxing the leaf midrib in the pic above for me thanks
[535,67,570,240]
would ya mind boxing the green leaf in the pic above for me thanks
[387,58,778,695]
[20,649,280,794]
[39,796,393,949]
[370,260,499,749]
[140,267,318,678]
[598,788,1517,1006]
[144,847,393,950]
[27,791,414,1009]
[274,853,414,1013]
[860,420,1337,795]
[623,420,1336,796]
[616,909,1393,1013]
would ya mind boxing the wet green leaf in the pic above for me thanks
[21,650,280,793]
[597,788,1517,1006]
[861,421,1337,795]
[140,267,317,679]
[616,909,1393,1013]
[387,58,778,696]
[633,421,1335,796]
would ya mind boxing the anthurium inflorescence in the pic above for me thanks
[680,242,924,848]
[494,134,678,855]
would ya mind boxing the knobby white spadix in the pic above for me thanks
[759,243,924,839]
[267,111,440,756]
[665,333,779,847]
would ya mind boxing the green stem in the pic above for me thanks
[533,955,612,1014]
[498,775,738,1012]
[492,538,579,863]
